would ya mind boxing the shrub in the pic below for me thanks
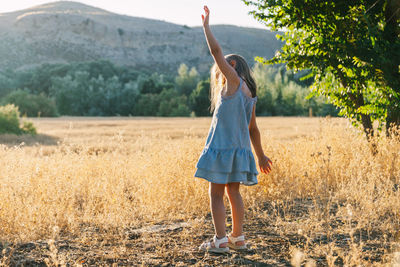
[2,90,58,117]
[21,121,37,135]
[0,104,37,135]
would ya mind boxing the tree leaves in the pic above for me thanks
[244,0,400,135]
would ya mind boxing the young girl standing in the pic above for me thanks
[195,6,272,253]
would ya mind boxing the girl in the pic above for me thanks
[195,6,272,253]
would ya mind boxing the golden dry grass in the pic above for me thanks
[0,116,399,266]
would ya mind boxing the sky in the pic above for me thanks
[0,0,267,29]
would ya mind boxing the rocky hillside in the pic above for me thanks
[0,1,283,73]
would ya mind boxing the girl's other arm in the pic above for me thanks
[248,105,272,174]
[202,6,239,89]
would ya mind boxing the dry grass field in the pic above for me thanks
[0,116,399,266]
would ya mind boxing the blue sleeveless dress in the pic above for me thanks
[194,78,258,186]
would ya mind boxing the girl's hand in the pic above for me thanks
[201,5,210,27]
[258,155,272,174]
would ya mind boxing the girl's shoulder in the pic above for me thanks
[221,78,257,101]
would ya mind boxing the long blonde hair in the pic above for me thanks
[209,54,257,113]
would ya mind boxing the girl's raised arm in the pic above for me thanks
[202,6,240,89]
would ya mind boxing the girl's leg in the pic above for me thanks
[209,182,228,247]
[226,182,245,246]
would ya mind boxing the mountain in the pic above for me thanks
[0,1,283,73]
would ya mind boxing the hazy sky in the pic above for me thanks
[0,0,267,29]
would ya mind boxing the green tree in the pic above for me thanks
[50,71,91,115]
[1,90,58,117]
[189,80,211,116]
[137,73,173,94]
[175,63,200,96]
[252,63,338,116]
[51,72,140,116]
[244,0,400,137]
[27,63,70,95]
[158,88,190,117]
[117,81,140,115]
[0,70,17,99]
[134,94,161,116]
[252,64,277,115]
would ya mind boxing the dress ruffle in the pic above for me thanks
[194,168,258,186]
[195,147,258,177]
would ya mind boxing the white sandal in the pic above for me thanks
[199,235,229,254]
[227,234,247,250]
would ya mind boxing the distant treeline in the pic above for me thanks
[0,60,338,117]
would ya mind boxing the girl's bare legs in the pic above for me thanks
[226,182,245,246]
[209,183,228,247]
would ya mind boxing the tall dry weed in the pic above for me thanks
[0,117,399,265]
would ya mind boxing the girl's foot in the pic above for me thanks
[228,234,247,250]
[199,235,229,253]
